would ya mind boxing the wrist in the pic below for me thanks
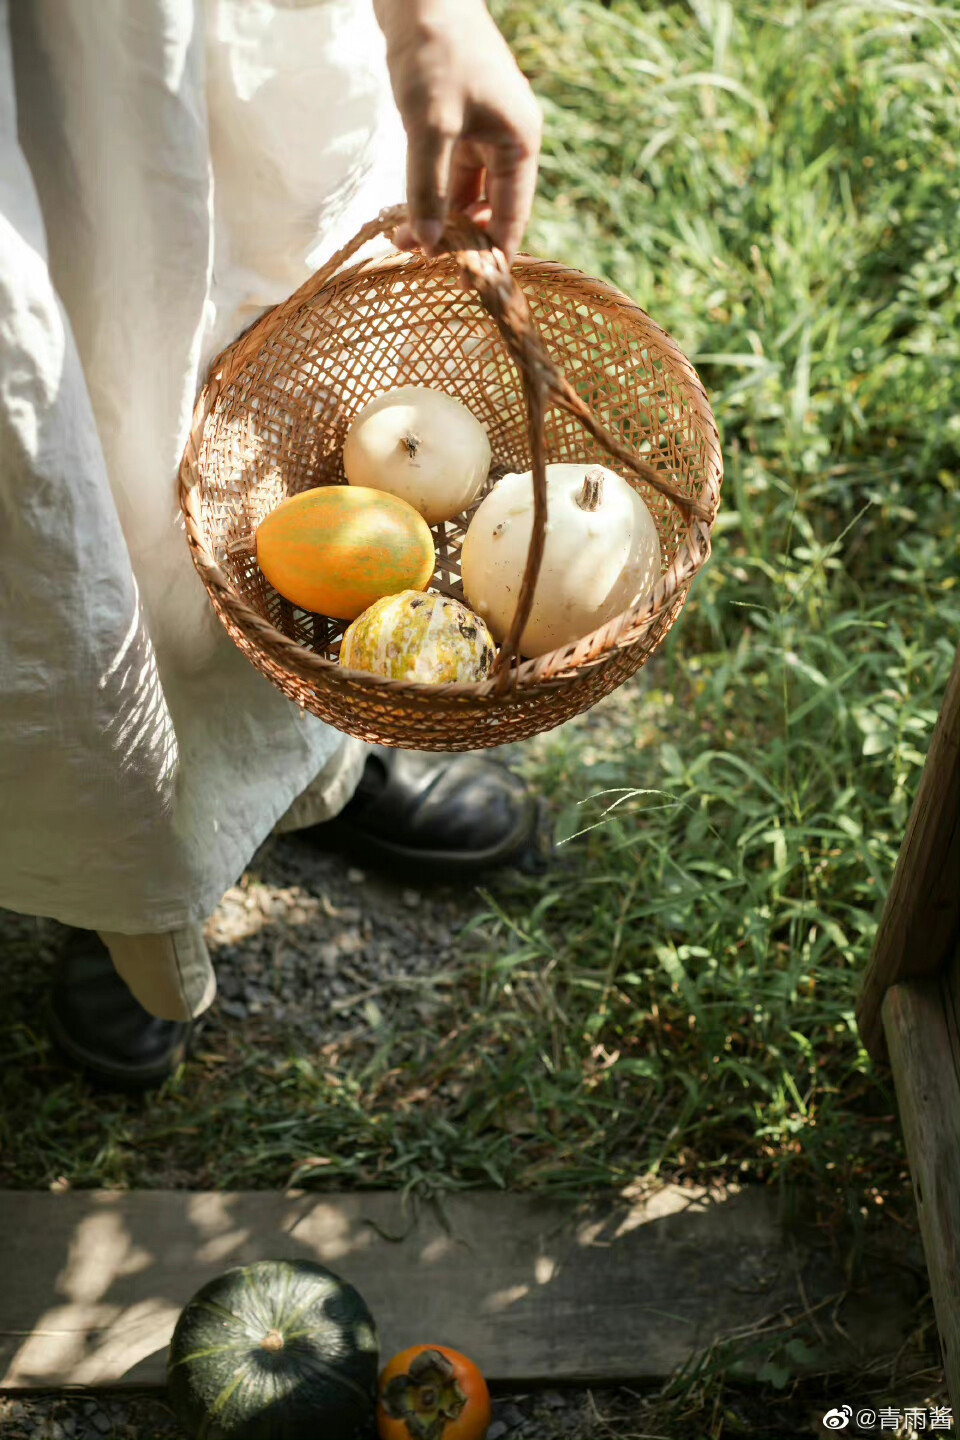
[373,0,488,48]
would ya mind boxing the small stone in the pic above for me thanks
[541,1391,567,1409]
[402,889,421,907]
[347,867,365,884]
[498,1402,525,1430]
[486,1424,509,1440]
[218,999,248,1020]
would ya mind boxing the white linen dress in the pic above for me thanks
[0,0,406,1015]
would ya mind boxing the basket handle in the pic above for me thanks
[229,203,712,693]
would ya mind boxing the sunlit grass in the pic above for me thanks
[469,0,960,1212]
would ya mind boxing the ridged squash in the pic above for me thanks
[255,485,435,620]
[340,590,496,684]
[166,1259,379,1440]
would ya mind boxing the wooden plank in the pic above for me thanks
[945,939,960,1095]
[883,977,960,1413]
[0,1185,926,1389]
[857,643,960,1060]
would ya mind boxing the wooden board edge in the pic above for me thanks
[883,976,960,1413]
[858,643,960,1061]
[0,1185,932,1390]
[944,938,960,1093]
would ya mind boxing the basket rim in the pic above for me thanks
[179,244,722,700]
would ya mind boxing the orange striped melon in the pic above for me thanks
[255,486,435,620]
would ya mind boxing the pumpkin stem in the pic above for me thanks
[260,1329,285,1353]
[576,467,604,511]
[401,431,421,460]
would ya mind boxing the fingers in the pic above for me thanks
[377,1,541,266]
[481,105,542,264]
[394,141,483,252]
[397,124,539,268]
[449,143,486,215]
[392,221,419,251]
[472,86,541,264]
[392,198,491,257]
[405,111,460,254]
[383,4,542,266]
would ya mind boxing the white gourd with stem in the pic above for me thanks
[461,462,661,659]
[343,384,491,525]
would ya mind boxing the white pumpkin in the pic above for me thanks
[342,385,491,525]
[460,463,662,658]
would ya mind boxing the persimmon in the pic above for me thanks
[377,1344,492,1440]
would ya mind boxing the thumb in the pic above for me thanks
[405,115,459,252]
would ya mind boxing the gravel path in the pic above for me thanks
[203,796,556,1049]
[193,685,646,1053]
[0,1385,653,1440]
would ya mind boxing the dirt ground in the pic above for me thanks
[0,1384,656,1440]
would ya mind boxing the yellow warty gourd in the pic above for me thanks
[340,590,496,685]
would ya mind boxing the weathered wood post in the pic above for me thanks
[856,643,959,1411]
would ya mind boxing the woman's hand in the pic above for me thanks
[373,0,542,264]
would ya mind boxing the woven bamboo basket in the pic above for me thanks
[179,205,722,750]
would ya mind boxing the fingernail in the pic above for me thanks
[413,219,443,252]
[393,224,417,251]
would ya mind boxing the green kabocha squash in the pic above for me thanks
[167,1259,379,1440]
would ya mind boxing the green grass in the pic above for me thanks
[477,0,960,1206]
[1,1,958,1430]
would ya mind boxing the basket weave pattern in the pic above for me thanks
[180,207,722,750]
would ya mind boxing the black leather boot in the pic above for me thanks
[304,746,541,875]
[47,929,191,1091]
